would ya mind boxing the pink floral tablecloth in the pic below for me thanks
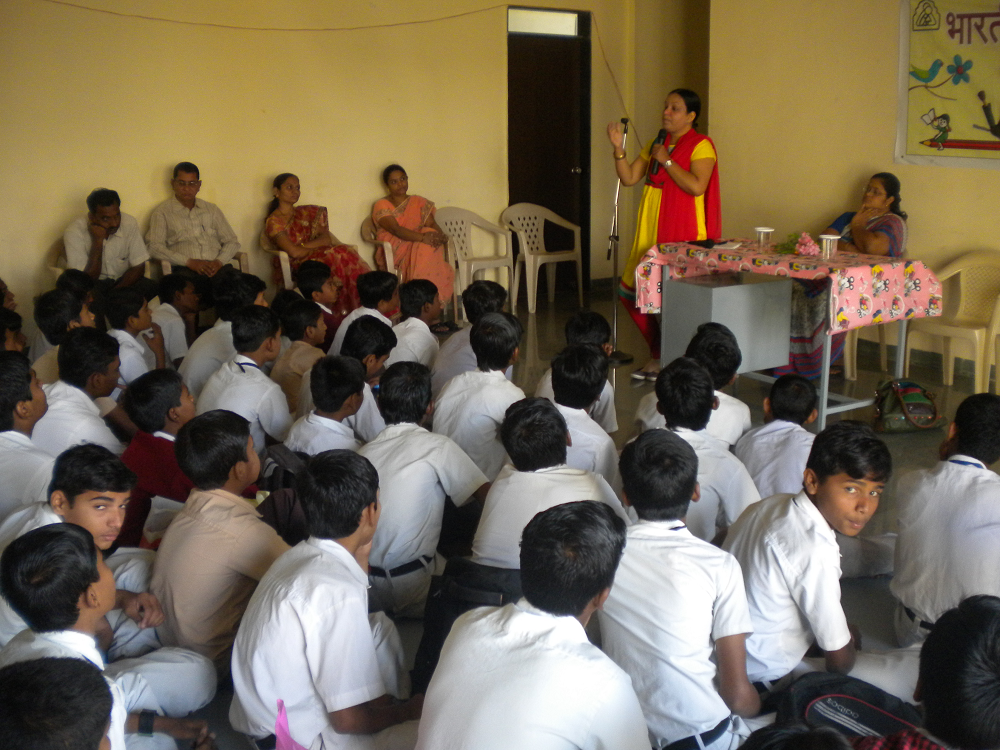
[635,242,943,334]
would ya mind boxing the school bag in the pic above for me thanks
[873,379,946,433]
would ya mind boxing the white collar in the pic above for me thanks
[305,536,369,585]
[48,381,100,415]
[213,318,231,330]
[0,430,37,448]
[514,598,588,642]
[317,303,332,315]
[946,454,988,471]
[153,430,176,443]
[156,302,180,317]
[307,413,354,433]
[36,629,105,668]
[791,490,838,545]
[172,196,205,211]
[110,329,145,352]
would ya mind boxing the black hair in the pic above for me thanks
[619,429,698,522]
[270,289,304,317]
[357,271,399,309]
[102,287,145,330]
[33,290,84,346]
[0,352,33,433]
[48,444,136,503]
[310,356,366,413]
[741,722,852,750]
[295,260,332,300]
[121,369,184,434]
[461,280,508,324]
[769,374,818,425]
[55,268,96,301]
[668,88,703,129]
[953,393,1000,465]
[158,273,195,309]
[655,357,715,431]
[520,501,626,616]
[871,172,907,220]
[685,325,742,389]
[175,410,252,490]
[501,397,566,471]
[231,305,280,353]
[0,523,101,632]
[57,328,118,390]
[381,163,406,185]
[0,657,113,750]
[920,595,1000,750]
[213,269,266,321]
[280,299,323,342]
[806,420,892,484]
[378,362,431,425]
[471,312,522,371]
[296,450,378,539]
[399,279,438,321]
[564,310,611,347]
[173,161,200,179]
[551,344,608,410]
[85,188,120,213]
[0,308,21,341]
[266,173,297,217]
[341,316,396,363]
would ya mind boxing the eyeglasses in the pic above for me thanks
[174,180,201,187]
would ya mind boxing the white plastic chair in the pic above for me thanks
[360,216,395,274]
[259,229,294,289]
[436,207,517,321]
[903,251,1000,394]
[157,252,250,277]
[843,326,888,381]
[501,203,583,314]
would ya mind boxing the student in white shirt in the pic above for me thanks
[339,316,396,443]
[891,393,1000,647]
[734,374,818,499]
[601,430,759,750]
[416,501,649,750]
[535,309,619,434]
[295,260,341,353]
[654,358,760,543]
[33,328,126,457]
[433,312,525,481]
[330,270,398,356]
[0,353,55,519]
[230,450,422,750]
[361,361,489,617]
[386,279,441,368]
[431,279,507,398]
[104,289,166,392]
[550,344,621,491]
[271,299,327,414]
[152,274,200,368]
[31,289,97,385]
[724,421,890,686]
[197,306,291,455]
[472,398,628,569]
[285,356,365,455]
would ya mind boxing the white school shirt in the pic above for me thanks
[734,420,815,499]
[600,521,753,746]
[33,380,125,456]
[635,390,751,446]
[673,427,760,542]
[0,629,129,750]
[230,537,386,749]
[151,302,189,364]
[284,413,362,455]
[472,464,629,569]
[535,367,619,434]
[359,423,487,571]
[430,327,514,398]
[723,491,852,682]
[178,319,234,399]
[108,328,156,387]
[63,212,149,281]
[554,402,621,491]
[891,456,1000,624]
[0,431,55,519]
[386,317,439,368]
[432,369,525,481]
[343,382,385,444]
[415,599,650,750]
[0,502,63,644]
[330,306,393,356]
[197,355,292,454]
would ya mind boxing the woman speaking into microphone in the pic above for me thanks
[607,89,720,380]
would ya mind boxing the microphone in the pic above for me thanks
[649,128,668,176]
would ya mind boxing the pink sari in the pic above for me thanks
[372,195,455,299]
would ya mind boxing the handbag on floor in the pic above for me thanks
[873,379,946,432]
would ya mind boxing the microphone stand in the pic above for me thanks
[606,117,634,366]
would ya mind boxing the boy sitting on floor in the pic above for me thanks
[331,270,398,356]
[0,308,25,353]
[104,288,166,390]
[431,279,508,398]
[386,279,442,368]
[295,260,340,352]
[285,355,365,455]
[32,288,97,385]
[152,273,200,368]
[270,298,326,414]
[0,352,55,519]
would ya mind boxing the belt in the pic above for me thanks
[662,716,731,750]
[370,555,433,578]
[903,605,935,631]
[752,680,774,695]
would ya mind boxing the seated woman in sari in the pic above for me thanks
[372,164,455,302]
[265,172,370,321]
[777,172,908,378]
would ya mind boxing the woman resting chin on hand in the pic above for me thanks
[825,172,908,258]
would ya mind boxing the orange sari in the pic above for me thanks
[372,195,455,300]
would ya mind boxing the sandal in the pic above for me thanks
[430,321,461,335]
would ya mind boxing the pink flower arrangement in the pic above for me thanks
[795,232,820,256]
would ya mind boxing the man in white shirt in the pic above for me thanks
[152,274,200,368]
[32,328,125,457]
[433,312,524,481]
[416,501,649,750]
[330,270,398,356]
[386,279,441,368]
[230,450,422,750]
[360,362,488,617]
[285,356,365,455]
[734,374,817,499]
[472,398,628,570]
[601,430,759,750]
[0,352,55,519]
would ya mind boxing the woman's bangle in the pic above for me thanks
[613,151,626,160]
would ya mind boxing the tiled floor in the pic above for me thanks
[199,283,991,748]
